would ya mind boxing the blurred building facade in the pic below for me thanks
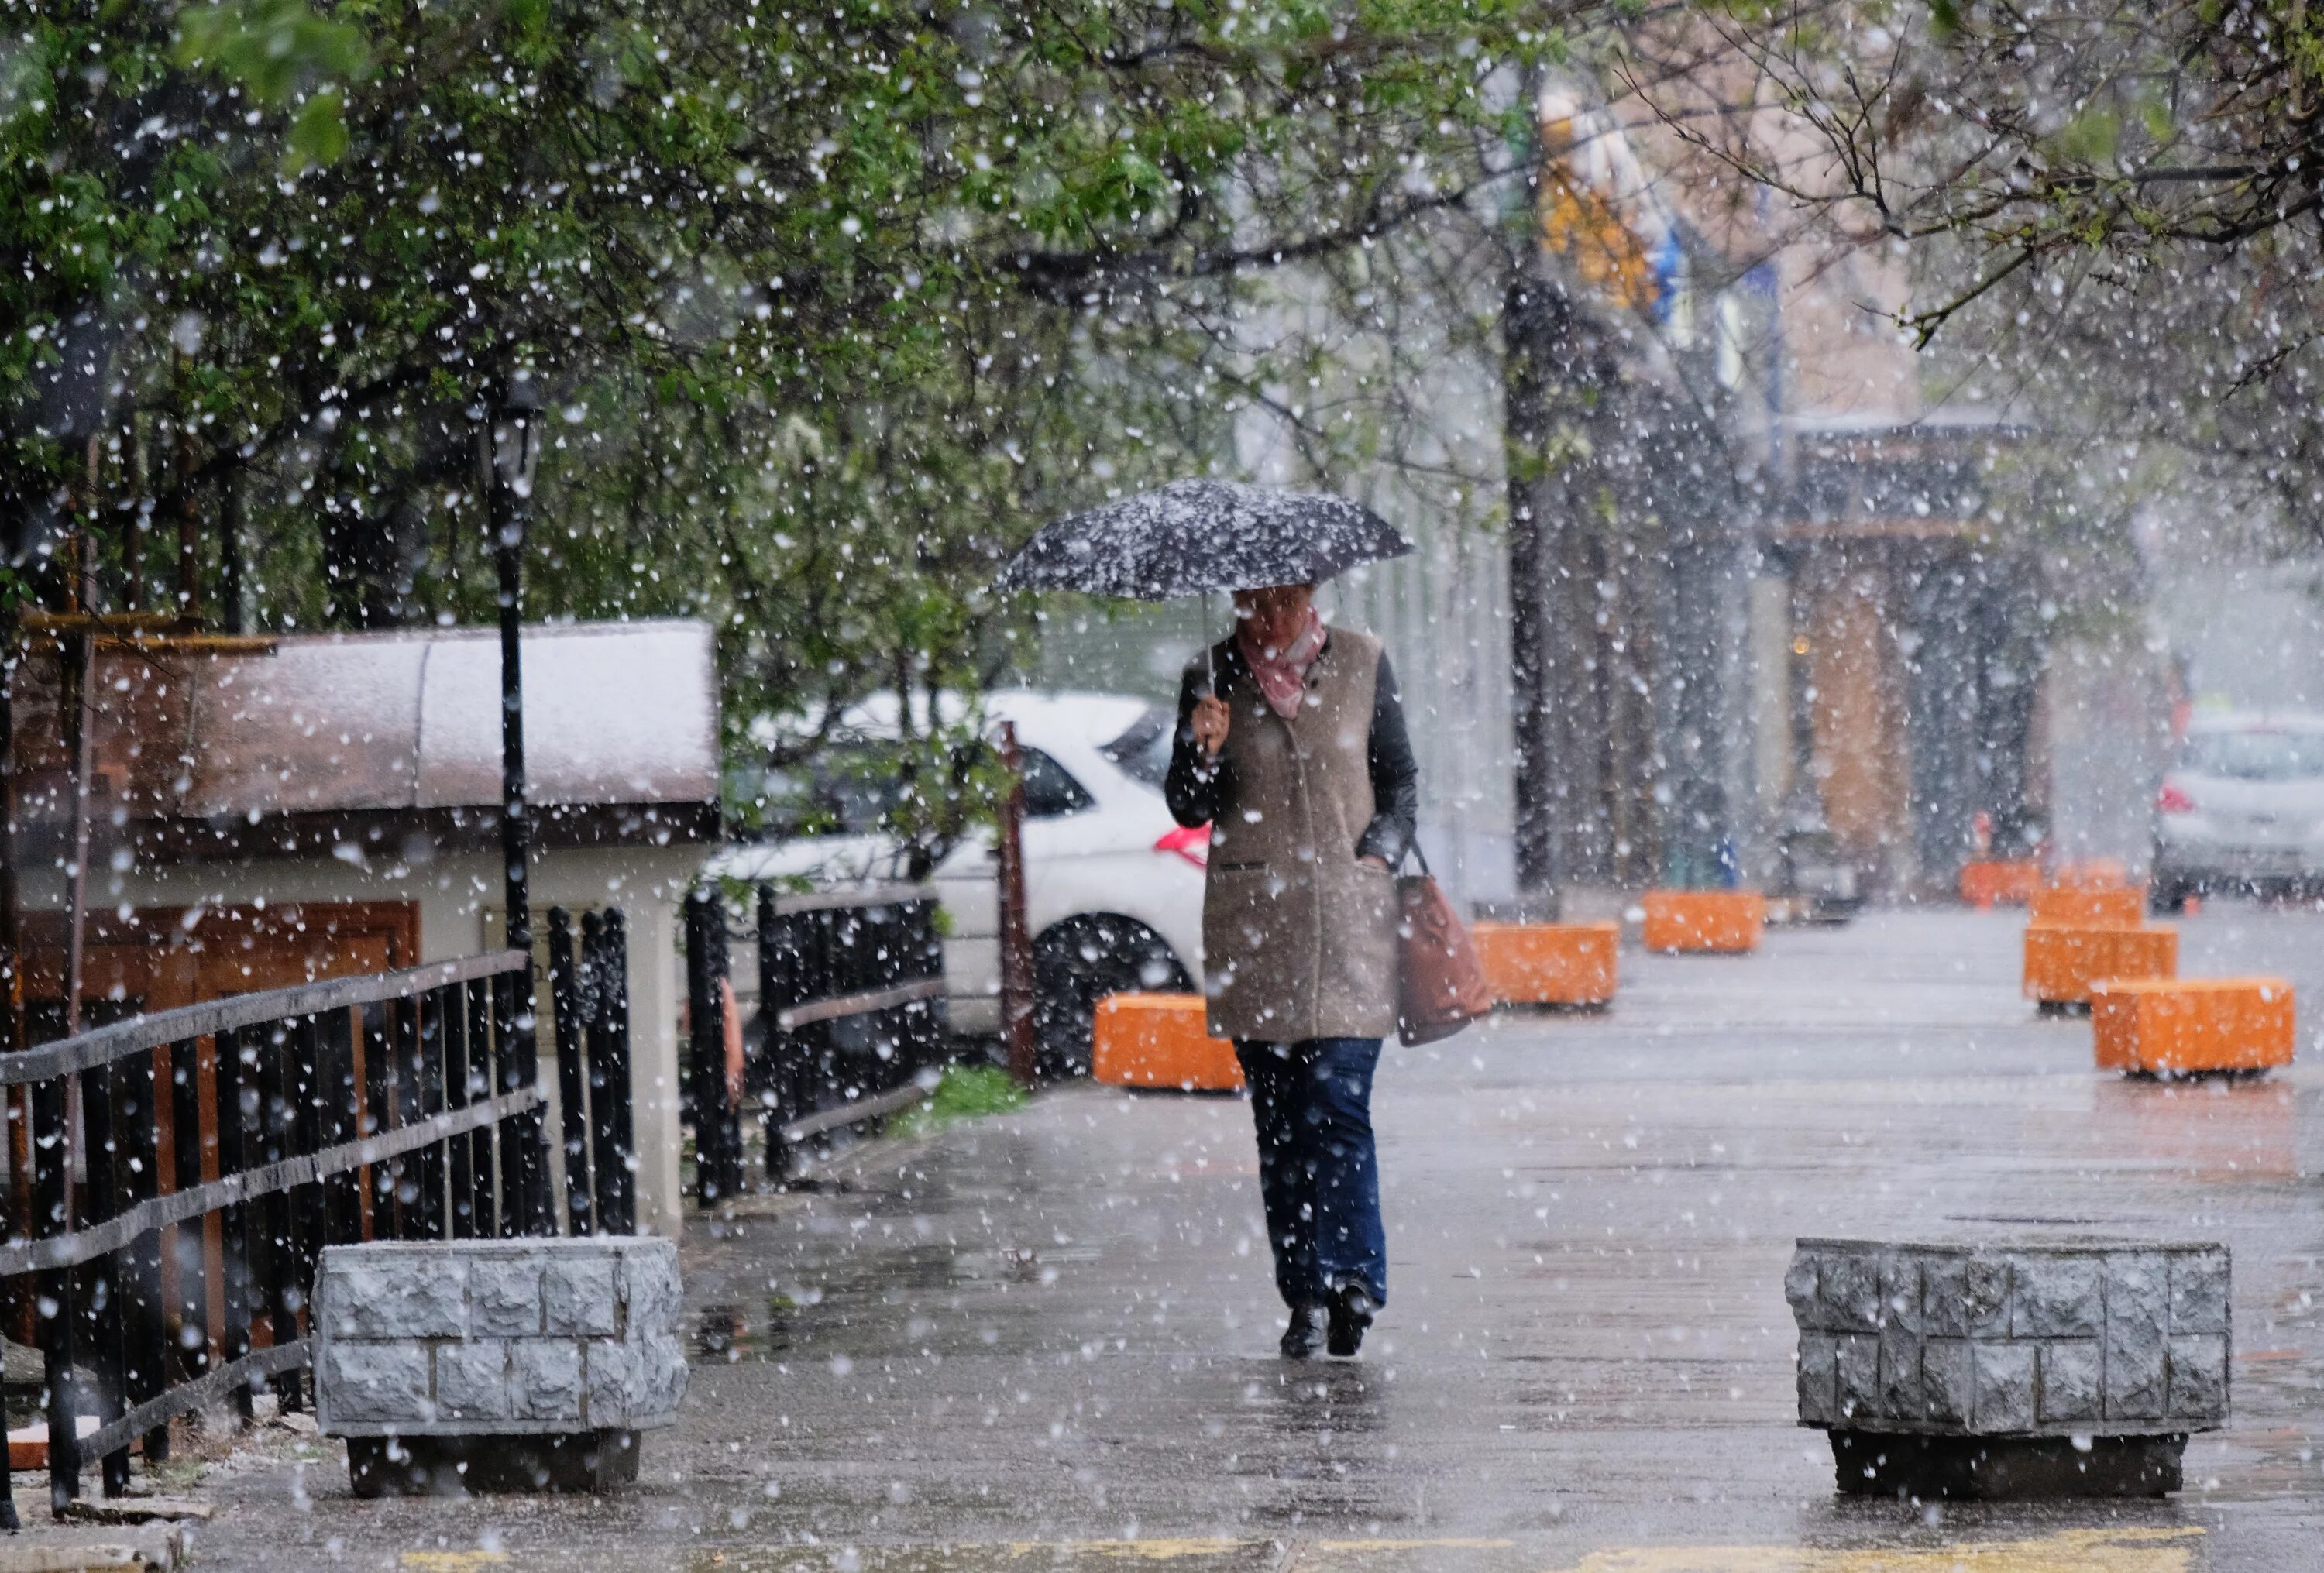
[1422,78,2054,907]
[1034,77,2083,909]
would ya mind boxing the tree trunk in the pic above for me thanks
[1502,232,1620,902]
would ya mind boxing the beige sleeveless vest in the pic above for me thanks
[1198,626,1399,1042]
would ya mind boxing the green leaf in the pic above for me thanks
[284,86,347,170]
[175,0,370,106]
[2054,105,2119,166]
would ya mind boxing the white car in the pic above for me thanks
[2152,710,2324,911]
[715,690,1207,1074]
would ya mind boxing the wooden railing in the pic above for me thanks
[0,908,633,1520]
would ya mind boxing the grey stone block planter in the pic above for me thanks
[1787,1237,2229,1499]
[314,1238,687,1495]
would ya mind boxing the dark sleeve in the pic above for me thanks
[1357,652,1419,866]
[1164,664,1221,829]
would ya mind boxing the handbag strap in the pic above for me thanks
[1400,840,1431,878]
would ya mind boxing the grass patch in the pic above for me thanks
[887,1063,1027,1139]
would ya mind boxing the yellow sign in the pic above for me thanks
[1538,94,1662,314]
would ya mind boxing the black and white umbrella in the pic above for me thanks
[993,479,1414,599]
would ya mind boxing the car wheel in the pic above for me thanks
[2150,878,2190,915]
[1031,915,1192,1080]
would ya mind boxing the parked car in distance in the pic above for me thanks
[2151,711,2324,911]
[716,690,1205,1076]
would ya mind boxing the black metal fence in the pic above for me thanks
[546,907,636,1240]
[685,884,947,1203]
[0,912,632,1519]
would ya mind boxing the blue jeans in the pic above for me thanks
[1236,1037,1386,1310]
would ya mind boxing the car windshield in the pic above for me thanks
[2181,730,2324,781]
[1099,707,1175,791]
[1019,747,1095,817]
[739,747,907,837]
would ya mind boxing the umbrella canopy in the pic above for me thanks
[994,479,1414,599]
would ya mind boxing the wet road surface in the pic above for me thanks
[190,906,2324,1570]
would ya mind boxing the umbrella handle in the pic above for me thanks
[1205,592,1216,697]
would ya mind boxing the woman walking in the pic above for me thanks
[1164,582,1418,1359]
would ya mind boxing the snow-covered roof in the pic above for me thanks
[14,619,720,827]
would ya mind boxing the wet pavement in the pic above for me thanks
[182,907,2324,1569]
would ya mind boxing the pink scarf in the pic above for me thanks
[1239,608,1327,720]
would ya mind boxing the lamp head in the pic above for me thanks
[493,370,544,497]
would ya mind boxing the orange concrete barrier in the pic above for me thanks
[2091,977,2295,1076]
[1642,890,1765,954]
[7,1415,106,1472]
[1959,860,2041,909]
[2028,886,2146,928]
[1092,993,1243,1091]
[2051,859,2134,891]
[2022,922,2178,1007]
[1473,921,1618,1007]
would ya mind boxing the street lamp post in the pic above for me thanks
[493,372,541,953]
[489,373,551,1233]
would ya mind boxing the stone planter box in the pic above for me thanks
[1641,891,1764,955]
[1787,1237,2229,1499]
[315,1238,687,1495]
[1092,994,1243,1091]
[2028,887,2145,928]
[1472,922,1618,1008]
[2092,977,2295,1077]
[2023,923,2176,1011]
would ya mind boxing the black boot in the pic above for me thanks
[1280,1303,1328,1359]
[1326,1284,1377,1358]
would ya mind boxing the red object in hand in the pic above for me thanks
[2155,783,2195,815]
[1154,824,1210,869]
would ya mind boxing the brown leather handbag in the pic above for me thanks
[1394,847,1493,1046]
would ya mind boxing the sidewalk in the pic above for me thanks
[153,909,2324,1567]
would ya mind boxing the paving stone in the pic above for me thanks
[1879,1256,1923,1332]
[470,1258,546,1338]
[631,1333,689,1415]
[1820,1254,1880,1334]
[513,1340,586,1424]
[2037,1341,2103,1425]
[2106,1335,2168,1421]
[318,1255,465,1341]
[1972,1341,2037,1433]
[2105,1253,2168,1341]
[1920,1256,1972,1338]
[617,1242,684,1334]
[1923,1338,1972,1425]
[1783,1254,1823,1330]
[545,1255,619,1338]
[1835,1334,1878,1422]
[1796,1334,1839,1425]
[2169,1334,2229,1418]
[1960,1257,2013,1338]
[1920,1254,2012,1339]
[435,1341,512,1424]
[2012,1257,2102,1339]
[2169,1249,2231,1334]
[319,1343,431,1425]
[1876,1326,1922,1420]
[585,1338,638,1422]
